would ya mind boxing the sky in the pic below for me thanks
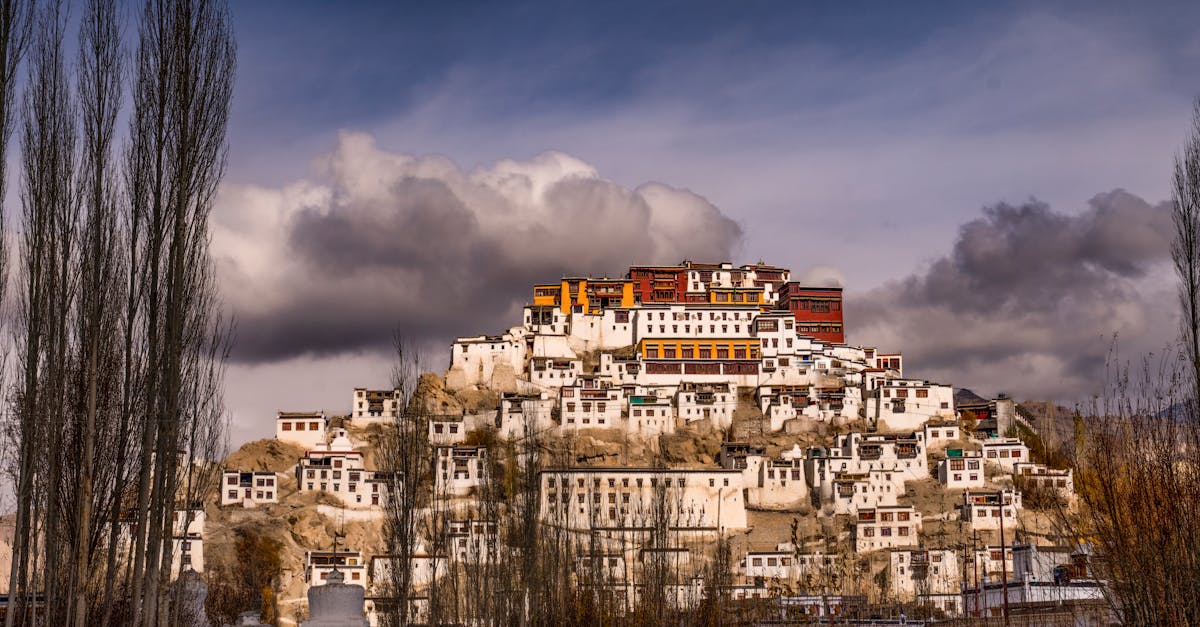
[210,1,1200,445]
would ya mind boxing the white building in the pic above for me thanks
[888,549,962,615]
[746,446,809,509]
[529,355,582,389]
[369,549,447,591]
[539,468,748,535]
[429,415,468,445]
[633,305,759,342]
[497,392,556,439]
[220,470,280,507]
[446,332,526,389]
[808,432,929,500]
[854,505,922,553]
[1013,462,1074,498]
[829,471,899,515]
[434,445,488,497]
[560,378,624,431]
[675,381,735,429]
[937,451,985,489]
[296,435,374,507]
[276,411,328,448]
[626,395,674,436]
[447,519,498,565]
[866,379,955,432]
[170,507,205,578]
[351,388,401,423]
[980,437,1031,472]
[961,489,1022,531]
[924,421,962,447]
[306,549,367,589]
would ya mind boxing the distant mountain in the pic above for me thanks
[954,388,989,406]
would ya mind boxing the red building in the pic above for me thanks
[776,283,844,344]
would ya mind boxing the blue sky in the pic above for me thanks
[210,1,1200,443]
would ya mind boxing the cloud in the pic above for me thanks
[848,189,1178,400]
[213,131,743,363]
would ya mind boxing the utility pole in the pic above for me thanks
[998,497,1011,626]
[972,531,980,618]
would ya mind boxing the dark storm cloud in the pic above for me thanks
[214,132,743,363]
[850,189,1176,399]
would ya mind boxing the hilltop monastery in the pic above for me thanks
[213,260,1102,623]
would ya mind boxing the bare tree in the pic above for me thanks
[7,3,79,624]
[1173,100,1200,408]
[377,333,431,627]
[123,0,235,623]
[68,0,124,622]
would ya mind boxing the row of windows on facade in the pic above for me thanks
[544,476,730,489]
[555,504,709,522]
[746,555,837,567]
[228,489,274,500]
[973,508,1014,517]
[882,388,934,398]
[226,476,276,487]
[860,526,915,537]
[305,468,364,480]
[860,511,914,522]
[947,459,981,471]
[645,346,761,359]
[280,421,322,431]
[789,299,841,312]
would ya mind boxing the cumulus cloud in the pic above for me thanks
[849,189,1177,400]
[213,132,743,363]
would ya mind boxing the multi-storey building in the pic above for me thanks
[351,387,402,422]
[626,394,674,435]
[170,507,205,578]
[434,445,488,497]
[808,432,929,498]
[1013,462,1074,498]
[888,549,962,615]
[220,470,279,507]
[675,382,735,429]
[446,519,499,565]
[539,468,748,535]
[854,505,922,552]
[775,283,844,344]
[829,471,899,515]
[305,549,367,589]
[924,420,962,447]
[960,489,1022,531]
[980,437,1031,472]
[560,377,624,430]
[497,392,555,439]
[276,411,328,448]
[865,379,954,432]
[532,277,636,314]
[295,435,372,507]
[938,450,985,489]
[746,448,809,509]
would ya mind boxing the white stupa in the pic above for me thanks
[300,568,369,627]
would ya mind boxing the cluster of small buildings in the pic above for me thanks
[212,260,1095,622]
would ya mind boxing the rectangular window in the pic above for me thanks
[282,422,292,431]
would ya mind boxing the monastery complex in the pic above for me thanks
[210,260,1105,624]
